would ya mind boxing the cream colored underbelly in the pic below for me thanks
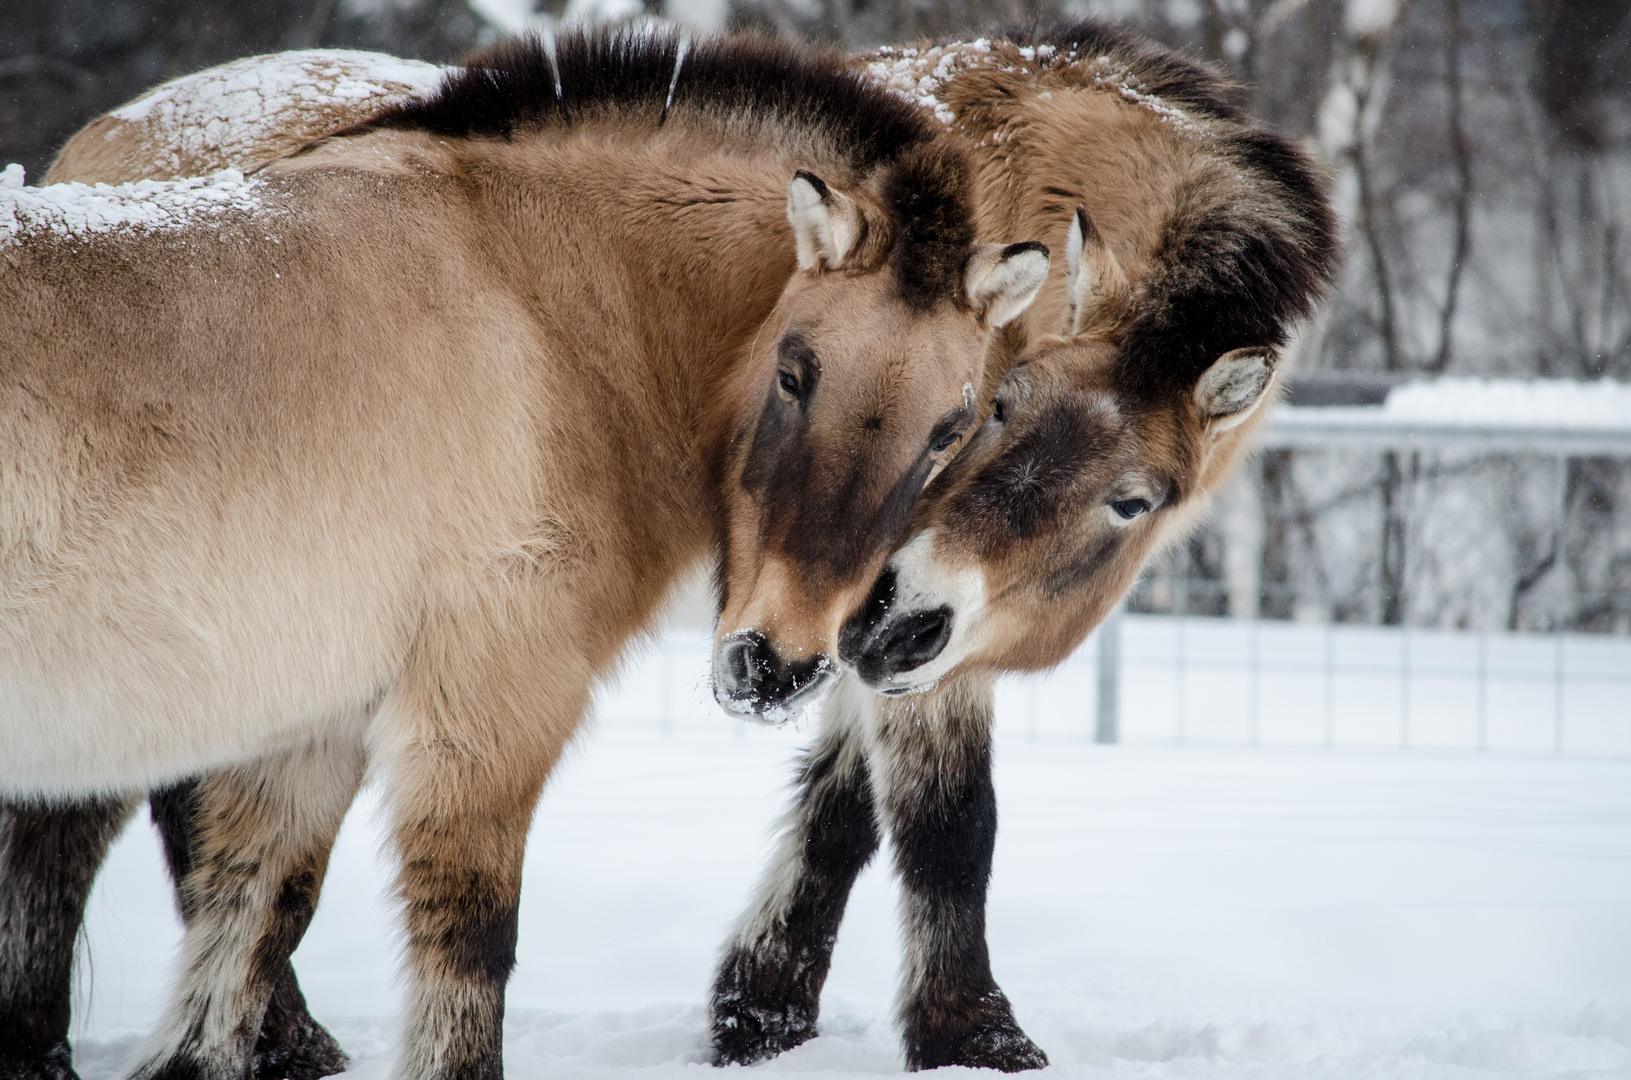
[0,514,421,797]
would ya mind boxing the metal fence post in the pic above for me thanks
[1095,604,1122,744]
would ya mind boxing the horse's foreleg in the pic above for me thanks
[710,679,880,1066]
[868,681,1046,1073]
[380,611,584,1080]
[0,795,137,1080]
[148,780,349,1080]
[131,741,363,1080]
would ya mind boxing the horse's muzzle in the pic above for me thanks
[713,629,833,722]
[837,590,954,689]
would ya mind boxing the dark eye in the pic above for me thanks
[931,430,961,453]
[991,398,1006,423]
[1111,498,1151,520]
[778,371,799,397]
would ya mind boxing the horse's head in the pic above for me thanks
[712,147,1049,719]
[837,209,1279,691]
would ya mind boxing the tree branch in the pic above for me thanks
[1429,0,1473,373]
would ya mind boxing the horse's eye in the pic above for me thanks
[778,371,800,398]
[991,398,1006,423]
[1111,498,1151,520]
[931,430,960,453]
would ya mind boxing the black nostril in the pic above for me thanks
[853,606,953,685]
[725,641,754,689]
[719,631,769,695]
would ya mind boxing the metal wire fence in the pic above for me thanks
[591,618,1631,755]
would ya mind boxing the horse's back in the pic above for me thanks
[45,50,445,185]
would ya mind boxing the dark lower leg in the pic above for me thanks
[711,701,880,1066]
[149,781,348,1080]
[133,745,359,1080]
[874,689,1046,1073]
[0,795,137,1080]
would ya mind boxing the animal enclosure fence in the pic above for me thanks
[594,379,1631,756]
[593,617,1631,756]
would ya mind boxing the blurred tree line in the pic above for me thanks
[0,0,481,180]
[4,0,1629,632]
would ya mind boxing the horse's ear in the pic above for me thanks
[787,171,864,271]
[1065,207,1131,336]
[965,241,1050,328]
[1194,347,1277,432]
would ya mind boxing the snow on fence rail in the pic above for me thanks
[1082,381,1631,754]
[1132,377,1631,630]
[1262,376,1631,454]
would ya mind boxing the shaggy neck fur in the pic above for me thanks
[861,19,1339,403]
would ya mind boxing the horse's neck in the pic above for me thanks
[466,132,802,436]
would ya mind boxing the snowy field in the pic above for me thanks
[70,625,1631,1080]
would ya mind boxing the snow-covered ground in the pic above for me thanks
[71,628,1631,1080]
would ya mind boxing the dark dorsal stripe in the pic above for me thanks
[994,19,1343,402]
[362,28,975,309]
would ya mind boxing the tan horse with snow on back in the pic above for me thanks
[0,28,1050,1080]
[712,21,1340,1072]
[18,23,1335,1075]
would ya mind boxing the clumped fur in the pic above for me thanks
[998,18,1247,120]
[989,19,1341,397]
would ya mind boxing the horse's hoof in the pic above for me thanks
[708,948,820,1066]
[250,963,347,1080]
[253,1026,348,1080]
[710,1008,819,1067]
[940,1024,1049,1072]
[0,1043,78,1080]
[904,990,1049,1073]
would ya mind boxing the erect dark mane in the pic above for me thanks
[1114,124,1341,401]
[883,142,976,311]
[994,19,1343,399]
[363,28,977,308]
[371,29,933,168]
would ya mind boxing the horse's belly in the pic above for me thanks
[0,529,416,797]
